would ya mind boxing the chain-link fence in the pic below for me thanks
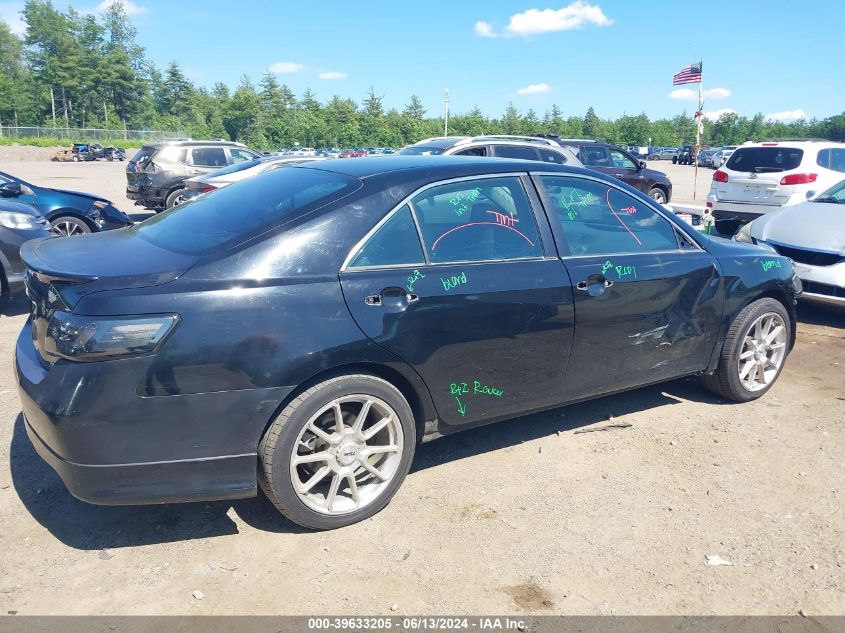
[0,126,186,142]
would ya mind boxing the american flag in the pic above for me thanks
[673,62,702,85]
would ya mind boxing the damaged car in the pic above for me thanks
[16,156,800,530]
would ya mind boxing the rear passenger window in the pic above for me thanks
[579,146,612,167]
[454,147,487,156]
[348,205,424,268]
[411,177,542,263]
[537,176,679,256]
[816,148,845,173]
[191,148,227,167]
[491,146,539,160]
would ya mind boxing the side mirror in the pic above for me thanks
[0,182,22,197]
[638,161,646,170]
[805,190,816,200]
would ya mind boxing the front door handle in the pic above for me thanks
[364,288,418,307]
[364,294,382,306]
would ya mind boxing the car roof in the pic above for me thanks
[295,155,578,179]
[142,140,249,149]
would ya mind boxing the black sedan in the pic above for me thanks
[0,170,133,236]
[15,157,800,529]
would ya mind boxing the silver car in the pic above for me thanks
[734,179,845,307]
[182,156,326,200]
[652,148,679,161]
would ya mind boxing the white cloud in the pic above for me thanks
[668,87,731,101]
[97,0,148,15]
[474,20,497,37]
[0,3,25,35]
[765,108,807,122]
[516,83,552,95]
[318,71,347,80]
[269,61,305,74]
[503,2,612,37]
[702,108,736,121]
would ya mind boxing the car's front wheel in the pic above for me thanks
[51,215,92,237]
[701,298,791,402]
[259,374,416,529]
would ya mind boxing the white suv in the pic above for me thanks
[707,140,845,233]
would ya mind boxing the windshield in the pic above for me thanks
[132,167,361,255]
[726,147,803,173]
[398,145,447,156]
[813,179,845,204]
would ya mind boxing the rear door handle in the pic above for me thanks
[364,294,382,306]
[576,278,613,291]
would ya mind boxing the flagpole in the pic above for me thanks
[693,60,703,202]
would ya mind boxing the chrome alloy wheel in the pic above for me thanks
[51,219,88,236]
[290,395,404,516]
[737,312,787,392]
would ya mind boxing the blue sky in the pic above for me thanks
[2,0,843,122]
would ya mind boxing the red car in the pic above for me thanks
[339,149,367,158]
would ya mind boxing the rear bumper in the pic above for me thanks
[14,322,293,506]
[24,414,256,505]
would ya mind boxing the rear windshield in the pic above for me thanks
[726,147,804,173]
[132,167,361,255]
[128,147,155,166]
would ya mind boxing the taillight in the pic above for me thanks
[199,186,216,193]
[779,173,817,185]
[713,170,728,183]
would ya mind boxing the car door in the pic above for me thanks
[340,174,575,427]
[531,172,723,399]
[607,148,648,192]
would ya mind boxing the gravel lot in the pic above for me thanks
[0,145,843,616]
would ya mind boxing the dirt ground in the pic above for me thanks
[0,145,843,616]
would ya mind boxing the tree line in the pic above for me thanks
[1,0,843,150]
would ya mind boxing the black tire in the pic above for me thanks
[165,187,188,209]
[672,156,678,164]
[50,215,92,237]
[258,374,416,530]
[714,219,741,236]
[72,155,79,162]
[648,187,667,204]
[701,298,791,402]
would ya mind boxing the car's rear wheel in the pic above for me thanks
[165,188,188,209]
[701,298,791,402]
[258,374,416,530]
[50,215,92,237]
[648,187,667,204]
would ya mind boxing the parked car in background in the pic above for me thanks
[548,138,673,204]
[71,143,96,162]
[673,145,696,165]
[713,146,737,167]
[50,149,74,162]
[16,156,799,530]
[339,149,369,158]
[697,149,718,167]
[126,140,261,210]
[708,140,845,234]
[0,170,132,236]
[653,148,679,161]
[89,144,127,162]
[734,178,845,307]
[0,200,52,298]
[399,135,581,168]
[181,156,326,203]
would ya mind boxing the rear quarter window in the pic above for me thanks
[132,167,361,255]
[726,147,804,173]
